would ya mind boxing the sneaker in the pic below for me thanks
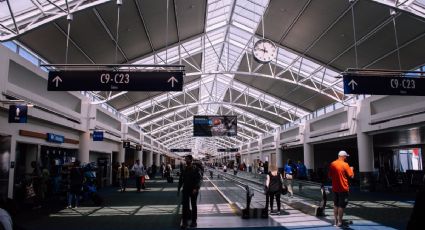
[189,222,197,228]
[67,205,72,209]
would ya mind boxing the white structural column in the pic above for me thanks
[275,129,283,170]
[356,98,375,191]
[276,148,284,170]
[147,147,153,166]
[155,153,160,166]
[357,131,374,191]
[79,98,94,164]
[137,149,143,163]
[303,142,314,171]
[79,132,90,163]
[303,122,314,171]
[8,136,17,199]
[258,136,263,162]
[118,145,125,164]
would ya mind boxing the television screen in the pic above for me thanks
[193,116,237,137]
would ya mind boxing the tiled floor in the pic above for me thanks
[12,175,413,230]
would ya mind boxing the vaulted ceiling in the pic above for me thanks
[2,0,425,156]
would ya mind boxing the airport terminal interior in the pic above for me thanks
[1,0,425,229]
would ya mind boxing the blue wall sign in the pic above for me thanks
[47,133,65,143]
[93,131,104,141]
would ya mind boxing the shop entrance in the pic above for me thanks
[90,151,111,188]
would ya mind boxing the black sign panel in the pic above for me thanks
[217,148,239,152]
[8,105,28,123]
[136,144,142,151]
[343,74,425,96]
[48,70,184,91]
[123,141,131,149]
[170,149,191,152]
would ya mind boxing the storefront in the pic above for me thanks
[13,143,78,200]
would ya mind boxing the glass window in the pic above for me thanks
[2,41,17,52]
[396,148,423,172]
[316,108,324,117]
[19,48,39,66]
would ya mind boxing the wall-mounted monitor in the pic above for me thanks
[193,116,237,137]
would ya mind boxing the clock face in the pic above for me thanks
[252,39,277,64]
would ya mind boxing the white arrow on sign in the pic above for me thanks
[348,79,358,90]
[52,76,63,87]
[167,76,178,88]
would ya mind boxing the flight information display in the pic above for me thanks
[193,116,237,137]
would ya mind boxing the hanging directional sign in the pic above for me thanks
[47,70,184,91]
[123,141,131,149]
[8,104,28,123]
[170,149,192,152]
[343,74,425,96]
[217,148,239,152]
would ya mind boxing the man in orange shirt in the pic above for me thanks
[328,150,354,227]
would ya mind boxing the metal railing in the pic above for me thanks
[223,170,327,214]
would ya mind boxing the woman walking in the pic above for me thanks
[118,162,129,192]
[265,165,284,215]
[284,159,295,197]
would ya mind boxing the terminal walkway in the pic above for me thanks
[11,175,414,230]
[214,169,414,229]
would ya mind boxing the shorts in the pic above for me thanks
[333,192,349,208]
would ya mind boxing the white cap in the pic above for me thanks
[338,150,349,157]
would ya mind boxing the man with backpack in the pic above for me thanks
[177,155,203,229]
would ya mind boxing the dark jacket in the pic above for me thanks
[178,165,202,192]
[407,185,425,229]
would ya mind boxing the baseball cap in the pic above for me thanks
[338,150,349,157]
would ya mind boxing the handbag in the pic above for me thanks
[26,183,36,199]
